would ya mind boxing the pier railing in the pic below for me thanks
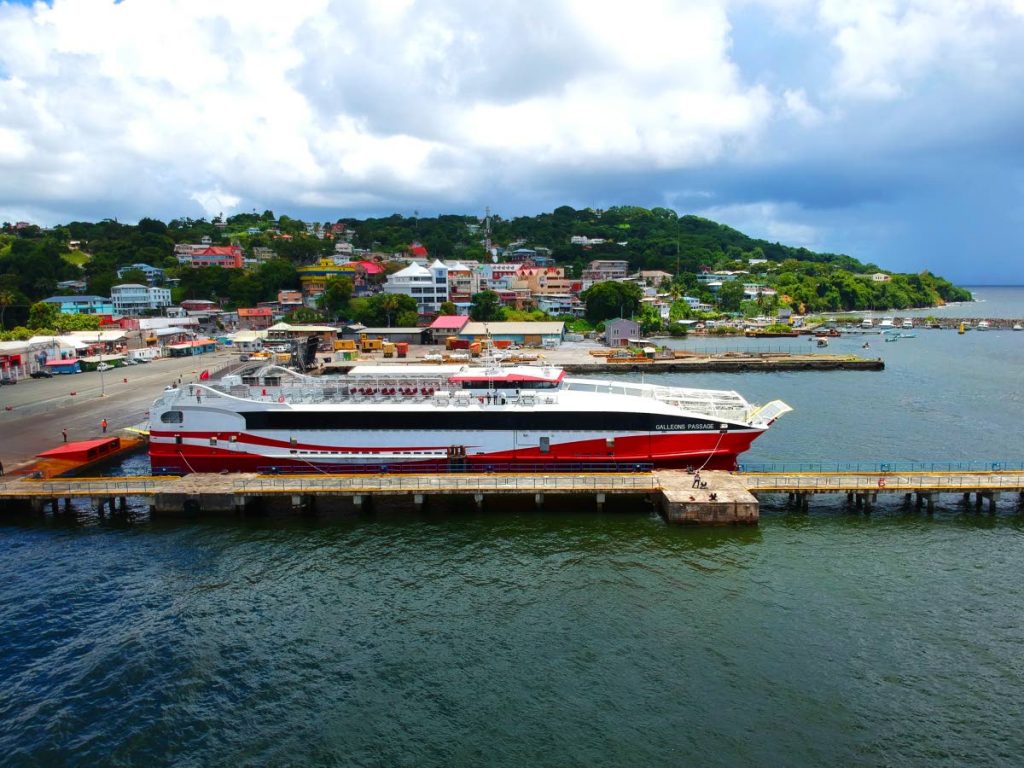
[742,473,1024,493]
[233,473,660,494]
[739,461,1024,474]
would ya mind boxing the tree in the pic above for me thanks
[637,303,664,334]
[27,301,60,329]
[469,290,506,321]
[117,268,149,285]
[286,307,324,323]
[581,281,643,323]
[255,259,299,299]
[439,300,457,315]
[350,293,418,327]
[0,289,15,330]
[317,276,354,319]
[716,280,746,312]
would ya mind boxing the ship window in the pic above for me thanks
[539,437,550,454]
[606,437,615,451]
[210,437,217,446]
[175,435,182,445]
[161,410,184,424]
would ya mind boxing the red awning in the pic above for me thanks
[38,437,121,461]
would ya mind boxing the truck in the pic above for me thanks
[359,333,383,353]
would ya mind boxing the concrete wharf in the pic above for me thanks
[2,467,1021,524]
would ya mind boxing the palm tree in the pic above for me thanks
[0,290,15,331]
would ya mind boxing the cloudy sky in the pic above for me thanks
[1,0,1023,283]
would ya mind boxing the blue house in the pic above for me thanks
[41,295,115,315]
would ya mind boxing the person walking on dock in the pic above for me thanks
[101,418,108,434]
[692,471,701,489]
[62,428,68,443]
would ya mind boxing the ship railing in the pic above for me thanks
[563,378,748,419]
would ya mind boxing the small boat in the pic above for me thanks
[899,333,916,339]
[976,320,991,331]
[860,318,874,328]
[901,319,914,329]
[879,317,895,329]
[862,342,870,349]
[816,338,828,348]
[1013,323,1023,331]
[884,334,899,342]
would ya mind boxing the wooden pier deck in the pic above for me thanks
[2,468,1021,523]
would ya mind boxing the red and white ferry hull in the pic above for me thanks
[148,365,789,474]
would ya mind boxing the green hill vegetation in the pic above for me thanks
[0,206,970,329]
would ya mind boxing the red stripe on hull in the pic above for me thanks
[149,431,761,473]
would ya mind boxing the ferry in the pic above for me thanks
[148,364,792,474]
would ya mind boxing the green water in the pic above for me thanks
[2,286,1023,767]
[2,509,1023,767]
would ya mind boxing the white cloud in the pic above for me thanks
[815,0,1024,100]
[694,201,821,247]
[0,0,776,222]
[781,88,825,126]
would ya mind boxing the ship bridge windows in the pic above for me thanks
[161,410,184,424]
[458,380,557,390]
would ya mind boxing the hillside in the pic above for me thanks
[0,207,971,323]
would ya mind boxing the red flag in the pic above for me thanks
[199,370,210,381]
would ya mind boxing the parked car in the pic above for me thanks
[96,363,113,372]
[239,354,250,362]
[30,369,53,379]
[0,377,17,385]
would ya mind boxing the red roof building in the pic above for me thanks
[190,245,244,269]
[408,242,428,258]
[428,315,470,332]
[180,299,220,312]
[237,307,274,330]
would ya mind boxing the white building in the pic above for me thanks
[116,263,165,284]
[384,259,450,313]
[110,283,172,315]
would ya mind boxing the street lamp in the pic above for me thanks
[98,330,105,397]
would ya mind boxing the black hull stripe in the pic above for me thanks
[238,410,738,432]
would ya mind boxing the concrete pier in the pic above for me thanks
[658,471,759,525]
[2,468,1023,526]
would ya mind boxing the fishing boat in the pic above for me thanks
[976,320,991,331]
[148,363,792,474]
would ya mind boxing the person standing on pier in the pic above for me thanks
[101,418,108,434]
[62,428,68,443]
[692,471,701,489]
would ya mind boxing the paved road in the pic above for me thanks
[0,351,239,472]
